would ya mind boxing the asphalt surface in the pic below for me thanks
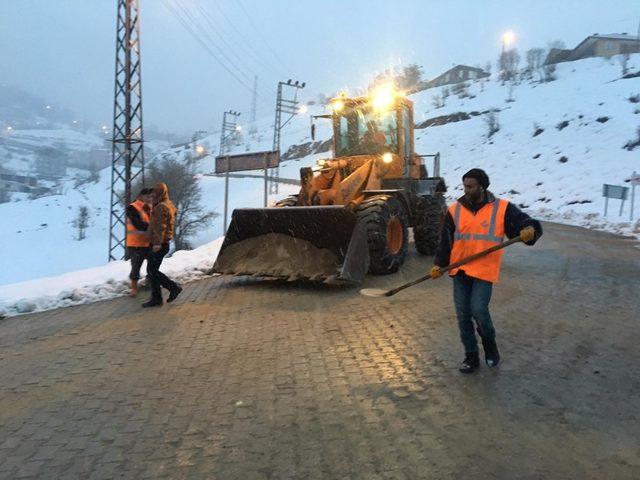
[0,222,638,479]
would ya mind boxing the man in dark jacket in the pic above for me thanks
[126,188,153,297]
[142,182,182,307]
[430,169,543,373]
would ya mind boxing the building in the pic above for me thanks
[0,172,51,198]
[423,65,490,89]
[545,33,640,65]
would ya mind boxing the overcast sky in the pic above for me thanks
[0,0,637,136]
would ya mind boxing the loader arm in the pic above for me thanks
[335,158,381,206]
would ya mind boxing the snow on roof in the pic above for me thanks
[590,33,639,41]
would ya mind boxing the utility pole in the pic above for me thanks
[219,110,241,155]
[271,79,305,194]
[249,75,258,137]
[108,0,145,261]
[219,110,241,233]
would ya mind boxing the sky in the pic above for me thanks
[0,0,638,136]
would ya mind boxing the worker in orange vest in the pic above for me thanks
[126,188,154,296]
[430,169,542,373]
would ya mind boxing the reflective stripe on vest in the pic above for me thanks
[449,198,508,283]
[126,200,151,247]
[452,201,504,244]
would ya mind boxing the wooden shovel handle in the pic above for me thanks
[383,235,523,297]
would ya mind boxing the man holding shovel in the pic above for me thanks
[430,169,542,373]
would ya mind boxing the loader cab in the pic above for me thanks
[330,88,416,178]
[332,99,398,157]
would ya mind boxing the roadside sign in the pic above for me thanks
[602,184,629,217]
[602,184,628,200]
[215,150,279,174]
[216,150,280,232]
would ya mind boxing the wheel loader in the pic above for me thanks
[212,83,447,284]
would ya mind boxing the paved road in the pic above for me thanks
[1,222,639,479]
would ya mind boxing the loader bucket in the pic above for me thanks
[211,206,370,284]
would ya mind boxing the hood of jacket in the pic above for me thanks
[154,182,169,205]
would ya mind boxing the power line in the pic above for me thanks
[201,2,284,79]
[174,0,253,85]
[236,0,292,74]
[161,0,254,92]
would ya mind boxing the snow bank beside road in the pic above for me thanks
[0,237,224,318]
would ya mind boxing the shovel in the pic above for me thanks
[359,235,524,298]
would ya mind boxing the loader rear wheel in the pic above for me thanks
[414,195,446,255]
[356,195,408,274]
[274,195,299,207]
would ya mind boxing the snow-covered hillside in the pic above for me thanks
[1,54,639,316]
[412,56,640,237]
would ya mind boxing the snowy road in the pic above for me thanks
[0,222,638,479]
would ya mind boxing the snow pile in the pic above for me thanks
[0,237,224,318]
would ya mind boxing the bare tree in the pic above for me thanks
[484,111,500,138]
[499,48,521,83]
[547,40,566,50]
[526,48,545,81]
[73,205,90,240]
[397,64,424,90]
[137,157,219,251]
[619,52,631,76]
[431,93,445,109]
[485,61,492,77]
[543,63,557,82]
[452,81,471,98]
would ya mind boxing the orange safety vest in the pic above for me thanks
[126,199,151,248]
[448,198,508,283]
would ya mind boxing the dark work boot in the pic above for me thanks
[459,352,480,374]
[167,285,183,303]
[142,297,163,308]
[482,338,500,367]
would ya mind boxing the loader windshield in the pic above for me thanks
[335,107,398,157]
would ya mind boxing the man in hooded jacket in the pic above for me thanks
[142,182,183,307]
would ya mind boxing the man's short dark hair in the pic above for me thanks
[138,187,154,197]
[462,168,490,190]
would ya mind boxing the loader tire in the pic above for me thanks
[413,195,446,255]
[356,195,409,274]
[274,195,299,207]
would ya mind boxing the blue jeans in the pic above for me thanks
[453,271,495,354]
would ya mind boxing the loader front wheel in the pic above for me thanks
[414,195,446,255]
[357,195,408,274]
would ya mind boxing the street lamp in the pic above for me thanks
[501,30,515,53]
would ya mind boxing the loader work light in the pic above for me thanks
[331,100,345,112]
[382,152,393,164]
[371,82,397,112]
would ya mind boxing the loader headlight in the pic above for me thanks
[382,152,393,164]
[331,100,344,112]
